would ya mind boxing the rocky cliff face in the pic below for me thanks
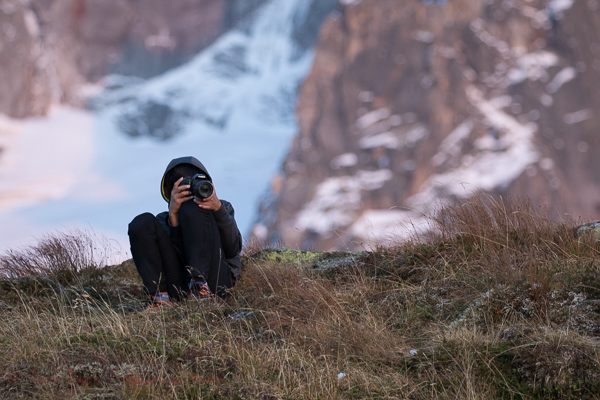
[0,0,268,118]
[97,0,338,140]
[0,1,63,118]
[252,0,600,250]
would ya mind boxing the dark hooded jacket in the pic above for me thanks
[156,156,242,280]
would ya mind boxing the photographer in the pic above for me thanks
[128,156,242,306]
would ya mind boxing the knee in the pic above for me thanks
[128,213,156,237]
[178,200,212,223]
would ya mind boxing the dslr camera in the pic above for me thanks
[180,174,213,199]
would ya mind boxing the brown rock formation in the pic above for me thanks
[252,0,600,250]
[0,0,268,118]
[0,1,55,118]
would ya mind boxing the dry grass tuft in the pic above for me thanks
[0,230,112,285]
[1,195,600,399]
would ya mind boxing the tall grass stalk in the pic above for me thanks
[1,195,600,398]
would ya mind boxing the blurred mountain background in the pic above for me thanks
[0,0,599,255]
[251,0,600,250]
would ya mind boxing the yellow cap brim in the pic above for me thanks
[160,175,170,202]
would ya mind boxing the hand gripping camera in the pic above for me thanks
[180,174,213,199]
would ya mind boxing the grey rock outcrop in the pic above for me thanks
[577,221,600,241]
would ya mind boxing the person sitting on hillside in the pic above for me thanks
[128,156,242,306]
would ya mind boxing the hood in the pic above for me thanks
[160,156,212,202]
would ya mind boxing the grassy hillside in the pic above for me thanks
[1,196,600,399]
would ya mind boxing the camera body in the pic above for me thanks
[180,174,213,199]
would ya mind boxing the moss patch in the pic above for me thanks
[243,247,367,272]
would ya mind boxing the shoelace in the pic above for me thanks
[149,293,172,308]
[190,280,211,298]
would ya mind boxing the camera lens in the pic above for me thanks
[196,182,213,199]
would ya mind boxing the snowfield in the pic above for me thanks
[0,0,333,260]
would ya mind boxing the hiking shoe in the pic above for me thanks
[189,279,211,299]
[148,293,172,308]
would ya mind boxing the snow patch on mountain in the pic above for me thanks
[340,0,362,6]
[407,85,540,209]
[432,120,474,167]
[508,51,559,85]
[295,169,393,235]
[100,0,333,138]
[93,0,337,243]
[546,67,577,93]
[330,153,359,169]
[564,109,592,125]
[358,125,429,150]
[0,0,338,258]
[355,108,392,130]
[349,209,431,246]
[549,0,575,13]
[348,82,542,245]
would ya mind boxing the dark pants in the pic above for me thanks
[128,201,233,300]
